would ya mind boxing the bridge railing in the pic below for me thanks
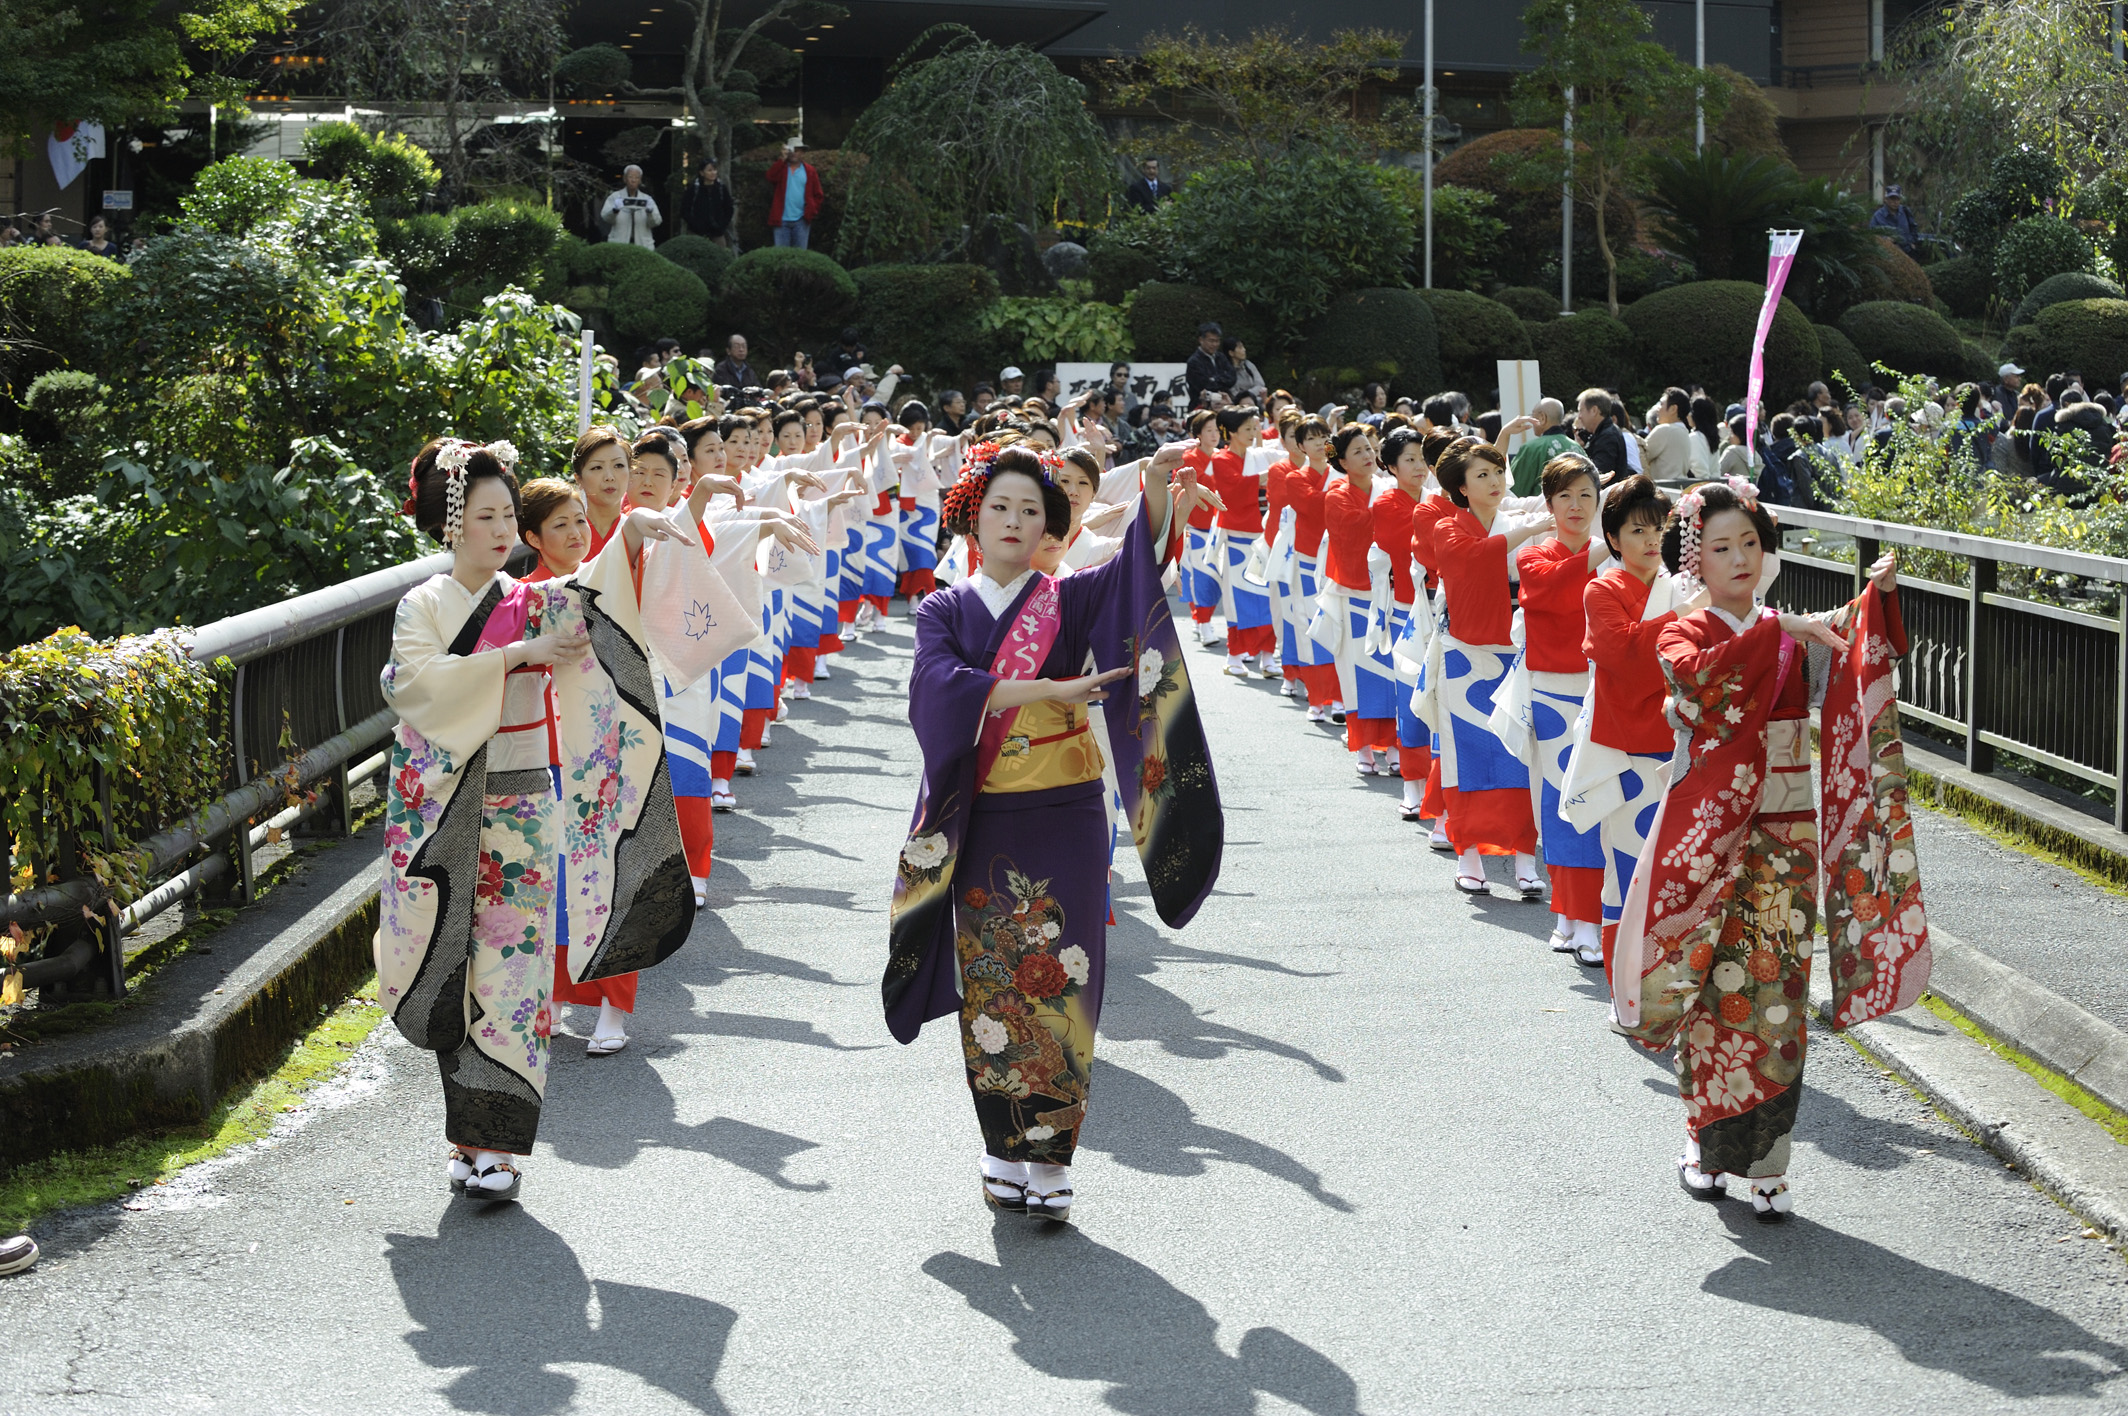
[1767,506,2128,831]
[3,549,480,1001]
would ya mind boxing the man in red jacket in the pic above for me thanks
[767,139,824,250]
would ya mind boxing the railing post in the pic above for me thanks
[1966,555,1996,775]
[95,765,126,998]
[1855,534,1880,597]
[2115,589,2127,833]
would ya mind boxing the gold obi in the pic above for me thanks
[979,699,1107,794]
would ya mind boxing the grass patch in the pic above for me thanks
[1919,991,2128,1146]
[0,974,385,1234]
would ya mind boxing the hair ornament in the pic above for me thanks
[435,439,476,546]
[484,439,521,471]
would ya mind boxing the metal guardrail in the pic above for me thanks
[3,549,462,1001]
[1768,506,2128,831]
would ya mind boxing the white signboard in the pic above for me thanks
[1496,359,1542,455]
[1056,362,1189,408]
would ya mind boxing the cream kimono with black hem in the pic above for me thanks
[377,535,700,1154]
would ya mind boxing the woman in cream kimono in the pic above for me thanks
[378,438,722,1202]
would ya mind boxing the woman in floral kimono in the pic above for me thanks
[888,440,1221,1225]
[1616,478,1928,1221]
[378,439,710,1202]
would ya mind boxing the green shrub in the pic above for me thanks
[594,245,711,348]
[1128,283,1264,362]
[1494,286,1562,322]
[1413,288,1531,396]
[1813,323,1872,395]
[1928,255,1992,320]
[1992,215,2094,301]
[300,122,437,220]
[180,155,301,236]
[1857,235,1933,306]
[1622,280,1820,406]
[445,200,564,301]
[719,247,857,356]
[1529,310,1636,403]
[657,234,734,298]
[1296,288,1443,403]
[979,296,1133,364]
[1434,128,1637,289]
[2009,271,2125,330]
[1087,232,1161,305]
[0,246,131,391]
[728,146,866,261]
[2004,299,2128,391]
[1838,300,1968,382]
[378,213,454,299]
[1151,153,1411,339]
[1960,339,2001,385]
[851,263,1001,384]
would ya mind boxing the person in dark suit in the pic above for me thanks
[1124,157,1173,217]
[1573,388,1630,482]
[679,158,736,245]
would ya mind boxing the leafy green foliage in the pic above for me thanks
[18,371,107,497]
[2005,299,2128,390]
[1149,154,1412,342]
[658,234,735,298]
[1944,146,2067,269]
[1127,283,1262,361]
[1994,215,2095,301]
[2009,271,2123,330]
[1388,181,1507,293]
[1493,286,1563,323]
[1530,310,1637,403]
[1928,255,1993,319]
[0,627,223,915]
[839,28,1113,267]
[848,264,1001,392]
[728,146,866,259]
[0,246,132,395]
[1857,236,1934,306]
[1413,289,1531,396]
[1296,289,1442,403]
[1432,129,1638,291]
[720,247,857,357]
[1814,324,1873,394]
[299,122,437,218]
[1838,301,1970,382]
[555,240,710,349]
[1621,281,1820,405]
[978,297,1133,364]
[1098,27,1422,174]
[1087,231,1162,305]
[1641,151,1881,318]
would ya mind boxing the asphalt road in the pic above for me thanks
[6,602,2128,1415]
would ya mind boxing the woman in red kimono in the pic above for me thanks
[1272,417,1339,720]
[1369,428,1433,788]
[1210,407,1277,678]
[1617,478,1926,1221]
[1179,410,1223,643]
[1432,440,1551,895]
[1318,424,1396,766]
[1405,430,1462,843]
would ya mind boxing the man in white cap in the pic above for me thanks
[601,164,662,248]
[768,139,822,249]
[1989,361,2024,415]
[998,366,1025,399]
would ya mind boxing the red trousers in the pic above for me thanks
[552,945,638,1011]
[784,647,816,684]
[1346,715,1397,751]
[1549,865,1603,924]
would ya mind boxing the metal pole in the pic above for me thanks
[578,328,596,432]
[2116,1,2124,64]
[1695,0,1706,151]
[1562,88,1574,313]
[1424,0,1435,289]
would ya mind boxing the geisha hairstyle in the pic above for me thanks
[409,438,520,546]
[940,442,1070,540]
[1661,478,1779,578]
[1600,474,1674,557]
[1434,436,1504,508]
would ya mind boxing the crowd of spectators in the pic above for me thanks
[0,212,131,259]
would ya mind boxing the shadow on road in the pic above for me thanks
[1706,1208,2128,1397]
[1083,1060,1354,1212]
[386,1207,735,1414]
[925,1225,1363,1415]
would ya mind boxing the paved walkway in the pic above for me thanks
[7,606,2128,1414]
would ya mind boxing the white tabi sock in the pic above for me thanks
[1227,654,1246,672]
[1430,821,1452,848]
[1514,853,1538,880]
[711,777,731,795]
[1383,748,1400,774]
[691,874,709,906]
[1458,847,1484,879]
[1026,1162,1070,1195]
[1402,780,1423,809]
[595,1000,628,1040]
[1356,747,1375,771]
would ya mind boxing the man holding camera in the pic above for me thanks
[601,165,663,249]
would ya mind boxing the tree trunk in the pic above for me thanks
[1595,168,1620,317]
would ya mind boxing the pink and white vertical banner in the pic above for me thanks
[1744,229,1806,454]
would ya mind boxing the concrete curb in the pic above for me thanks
[1905,744,2128,890]
[0,827,382,1173]
[1924,927,2128,1121]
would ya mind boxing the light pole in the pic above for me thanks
[1695,0,1706,151]
[1562,87,1574,314]
[1423,0,1435,288]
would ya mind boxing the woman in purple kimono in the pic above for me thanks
[886,440,1223,1224]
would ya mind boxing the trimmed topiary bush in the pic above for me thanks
[657,234,734,300]
[720,246,858,354]
[1296,288,1443,403]
[0,245,132,389]
[1927,255,1992,320]
[1856,235,1933,306]
[1087,232,1161,305]
[852,263,1003,387]
[2009,271,2125,331]
[1813,323,1873,395]
[1992,215,2095,302]
[563,241,710,348]
[2004,299,2128,391]
[1494,285,1563,323]
[1530,310,1636,403]
[1621,280,1820,406]
[1413,288,1531,396]
[445,199,564,294]
[1960,339,2001,385]
[1838,300,1968,382]
[1127,282,1264,362]
[1435,129,1637,288]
